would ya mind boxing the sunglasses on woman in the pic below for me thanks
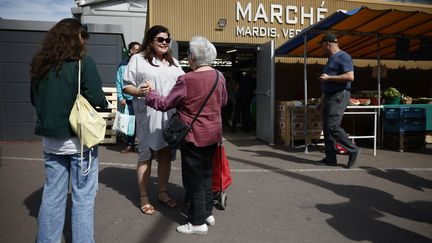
[154,37,171,44]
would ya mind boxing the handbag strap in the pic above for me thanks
[188,70,219,128]
[76,59,92,176]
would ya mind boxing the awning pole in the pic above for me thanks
[377,34,381,107]
[377,34,382,148]
[304,35,309,153]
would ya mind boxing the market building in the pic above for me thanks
[0,0,431,144]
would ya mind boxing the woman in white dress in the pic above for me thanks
[123,25,185,215]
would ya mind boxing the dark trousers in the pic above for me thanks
[322,91,359,162]
[180,142,217,225]
[125,99,135,147]
[232,98,252,130]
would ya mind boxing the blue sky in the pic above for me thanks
[0,0,75,22]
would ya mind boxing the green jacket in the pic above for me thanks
[31,56,108,138]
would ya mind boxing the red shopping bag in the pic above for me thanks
[212,145,232,192]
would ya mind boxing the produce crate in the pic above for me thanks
[384,107,426,120]
[384,118,426,133]
[275,101,323,146]
[97,87,117,144]
[383,132,425,152]
[383,107,426,133]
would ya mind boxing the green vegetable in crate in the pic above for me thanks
[383,87,401,104]
[383,87,401,99]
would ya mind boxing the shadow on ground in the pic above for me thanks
[361,166,432,191]
[23,166,188,243]
[24,188,73,243]
[228,152,432,242]
[98,166,191,243]
[98,166,186,221]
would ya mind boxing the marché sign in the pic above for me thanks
[235,1,332,39]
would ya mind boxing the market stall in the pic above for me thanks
[275,6,432,153]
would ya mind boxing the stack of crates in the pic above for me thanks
[276,101,323,146]
[97,87,118,144]
[383,107,426,152]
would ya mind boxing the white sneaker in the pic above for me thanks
[176,222,208,235]
[205,215,215,226]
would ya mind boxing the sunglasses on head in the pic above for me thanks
[154,37,171,44]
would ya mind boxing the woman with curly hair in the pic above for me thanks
[30,18,107,243]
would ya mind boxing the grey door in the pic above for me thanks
[255,40,275,144]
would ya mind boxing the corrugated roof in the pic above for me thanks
[275,6,432,60]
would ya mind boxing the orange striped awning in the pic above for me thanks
[275,6,432,60]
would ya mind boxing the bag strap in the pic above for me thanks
[119,103,128,114]
[77,59,92,176]
[188,70,219,128]
[77,60,81,95]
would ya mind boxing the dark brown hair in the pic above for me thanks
[141,25,177,67]
[30,18,89,86]
[128,41,140,51]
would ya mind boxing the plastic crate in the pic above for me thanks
[384,107,426,120]
[384,118,426,133]
[383,107,426,133]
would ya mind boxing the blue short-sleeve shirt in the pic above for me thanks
[321,50,354,95]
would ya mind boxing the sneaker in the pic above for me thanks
[347,150,361,168]
[176,222,208,235]
[315,158,337,166]
[206,215,215,226]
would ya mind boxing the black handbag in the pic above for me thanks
[163,71,220,149]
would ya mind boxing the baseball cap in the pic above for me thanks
[319,33,338,44]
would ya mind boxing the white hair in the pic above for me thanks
[189,36,217,66]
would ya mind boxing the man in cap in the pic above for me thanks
[316,33,360,168]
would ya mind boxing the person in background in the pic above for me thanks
[144,36,228,235]
[315,33,360,169]
[123,25,184,215]
[230,71,254,132]
[116,41,141,153]
[30,18,108,243]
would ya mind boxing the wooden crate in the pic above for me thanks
[102,87,118,108]
[98,87,118,144]
[275,101,323,146]
[384,132,425,152]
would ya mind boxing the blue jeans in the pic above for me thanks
[37,148,99,243]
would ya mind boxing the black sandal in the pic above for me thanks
[157,191,177,208]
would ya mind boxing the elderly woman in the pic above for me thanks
[143,36,227,235]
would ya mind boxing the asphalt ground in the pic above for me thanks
[1,137,431,243]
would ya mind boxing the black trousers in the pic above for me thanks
[232,97,252,130]
[180,142,217,225]
[322,91,359,162]
[125,99,135,147]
